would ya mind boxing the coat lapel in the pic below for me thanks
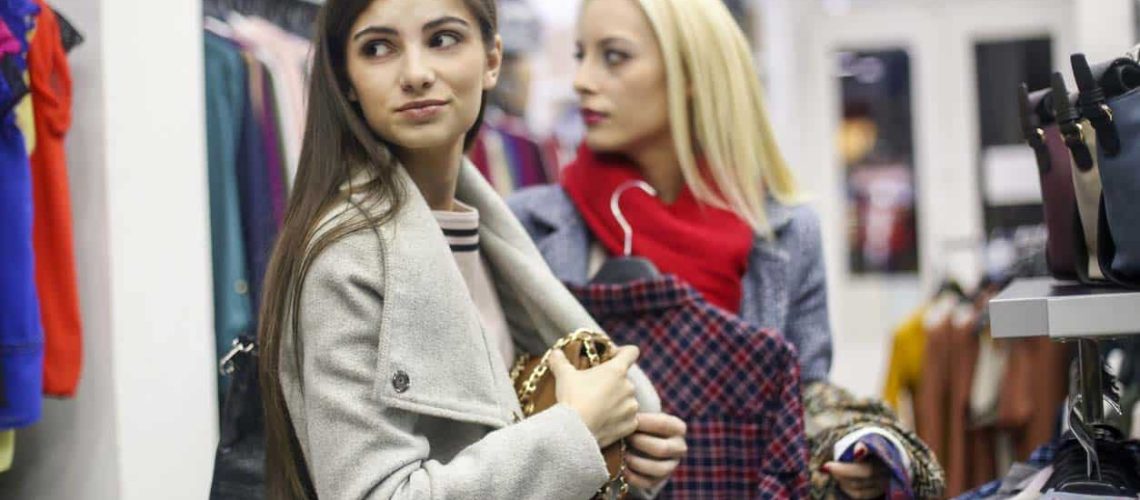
[372,161,604,429]
[456,163,603,351]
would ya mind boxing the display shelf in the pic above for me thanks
[988,277,1140,339]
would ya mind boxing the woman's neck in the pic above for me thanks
[397,140,466,211]
[628,134,685,204]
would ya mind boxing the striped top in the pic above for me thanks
[432,201,515,369]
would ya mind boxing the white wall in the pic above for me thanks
[0,0,217,498]
[767,0,1135,397]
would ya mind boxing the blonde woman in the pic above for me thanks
[509,0,945,497]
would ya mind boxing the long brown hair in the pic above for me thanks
[258,1,498,497]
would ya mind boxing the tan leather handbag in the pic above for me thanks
[510,329,628,499]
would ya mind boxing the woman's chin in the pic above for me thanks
[387,126,465,152]
[584,132,628,155]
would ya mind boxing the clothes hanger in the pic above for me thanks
[590,180,661,285]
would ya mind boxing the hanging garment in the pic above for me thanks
[28,0,81,397]
[916,314,952,465]
[882,307,927,422]
[482,126,515,196]
[467,129,493,181]
[970,335,1009,427]
[805,381,946,499]
[995,337,1070,462]
[919,304,1001,496]
[468,108,554,195]
[204,31,255,398]
[256,66,286,227]
[948,308,998,496]
[0,16,18,55]
[0,0,43,429]
[0,430,12,472]
[566,276,810,499]
[228,15,309,190]
[51,7,82,53]
[235,52,276,316]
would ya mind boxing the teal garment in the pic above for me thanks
[205,32,254,402]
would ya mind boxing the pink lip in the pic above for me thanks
[581,109,608,126]
[397,99,448,121]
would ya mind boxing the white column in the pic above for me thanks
[1073,0,1135,63]
[0,0,217,498]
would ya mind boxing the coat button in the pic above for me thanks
[391,370,410,393]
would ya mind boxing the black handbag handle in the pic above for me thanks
[1052,72,1096,171]
[1018,83,1052,174]
[1072,53,1123,157]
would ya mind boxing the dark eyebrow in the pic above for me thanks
[424,16,470,32]
[351,17,469,42]
[352,25,398,41]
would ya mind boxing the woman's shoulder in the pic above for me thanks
[768,201,822,242]
[762,201,824,271]
[302,204,387,294]
[506,184,578,228]
[507,183,571,209]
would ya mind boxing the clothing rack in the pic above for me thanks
[990,278,1140,494]
[203,0,319,37]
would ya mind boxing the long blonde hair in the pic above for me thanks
[634,0,800,236]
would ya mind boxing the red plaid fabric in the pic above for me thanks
[566,276,810,499]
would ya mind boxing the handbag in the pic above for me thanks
[1050,73,1107,283]
[1018,83,1078,281]
[1071,53,1140,287]
[209,336,266,500]
[510,329,628,499]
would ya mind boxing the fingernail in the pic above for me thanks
[820,464,831,474]
[854,448,868,460]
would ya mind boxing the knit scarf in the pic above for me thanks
[560,145,754,313]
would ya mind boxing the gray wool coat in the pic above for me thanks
[280,161,662,500]
[507,185,834,383]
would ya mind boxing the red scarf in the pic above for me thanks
[561,146,755,313]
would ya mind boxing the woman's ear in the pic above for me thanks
[347,86,359,102]
[484,35,504,89]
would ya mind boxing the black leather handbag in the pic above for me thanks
[1071,53,1140,287]
[209,336,265,500]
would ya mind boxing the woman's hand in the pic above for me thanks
[624,412,687,491]
[822,443,889,499]
[549,345,641,448]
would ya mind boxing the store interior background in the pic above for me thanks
[0,0,1136,498]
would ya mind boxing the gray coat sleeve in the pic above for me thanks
[292,233,610,500]
[782,206,834,383]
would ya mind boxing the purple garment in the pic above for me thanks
[0,19,20,56]
[259,69,286,227]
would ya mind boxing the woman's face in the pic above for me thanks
[346,0,499,152]
[574,0,671,155]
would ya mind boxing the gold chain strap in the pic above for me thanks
[510,329,628,498]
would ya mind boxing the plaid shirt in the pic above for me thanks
[566,276,810,499]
